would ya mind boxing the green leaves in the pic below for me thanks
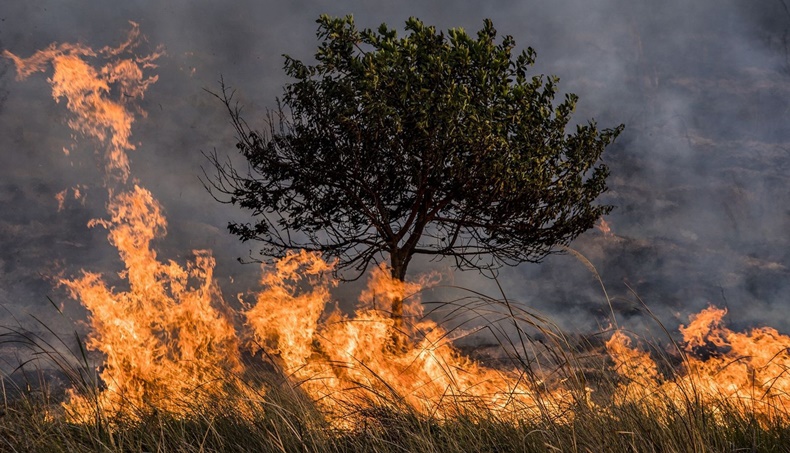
[210,16,623,280]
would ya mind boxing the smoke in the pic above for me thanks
[1,0,789,344]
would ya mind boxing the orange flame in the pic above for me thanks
[61,186,241,421]
[7,24,244,422]
[606,330,660,404]
[247,252,576,425]
[55,185,87,211]
[607,305,790,423]
[8,23,575,426]
[4,22,163,184]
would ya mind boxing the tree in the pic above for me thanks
[205,15,623,325]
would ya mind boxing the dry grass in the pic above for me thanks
[1,296,790,453]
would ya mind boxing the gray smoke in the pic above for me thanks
[1,0,789,346]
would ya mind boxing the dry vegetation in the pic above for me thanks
[2,291,790,453]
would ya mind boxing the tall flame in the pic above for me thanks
[5,24,241,422]
[6,23,576,426]
[61,186,241,421]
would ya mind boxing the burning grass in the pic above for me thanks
[3,292,790,453]
[4,216,790,452]
[5,193,788,452]
[1,189,789,448]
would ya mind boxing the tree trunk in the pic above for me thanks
[389,248,410,324]
[388,248,411,351]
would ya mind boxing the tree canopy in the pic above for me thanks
[205,15,623,320]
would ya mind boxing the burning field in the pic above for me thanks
[2,15,790,453]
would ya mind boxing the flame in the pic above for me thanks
[61,187,242,421]
[55,189,67,212]
[4,21,163,184]
[247,253,576,426]
[6,23,574,426]
[6,24,244,422]
[605,330,660,404]
[607,305,790,423]
[55,185,87,211]
[597,217,613,237]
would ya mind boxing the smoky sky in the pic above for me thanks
[1,0,790,345]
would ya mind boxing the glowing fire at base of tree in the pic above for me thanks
[246,250,579,425]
